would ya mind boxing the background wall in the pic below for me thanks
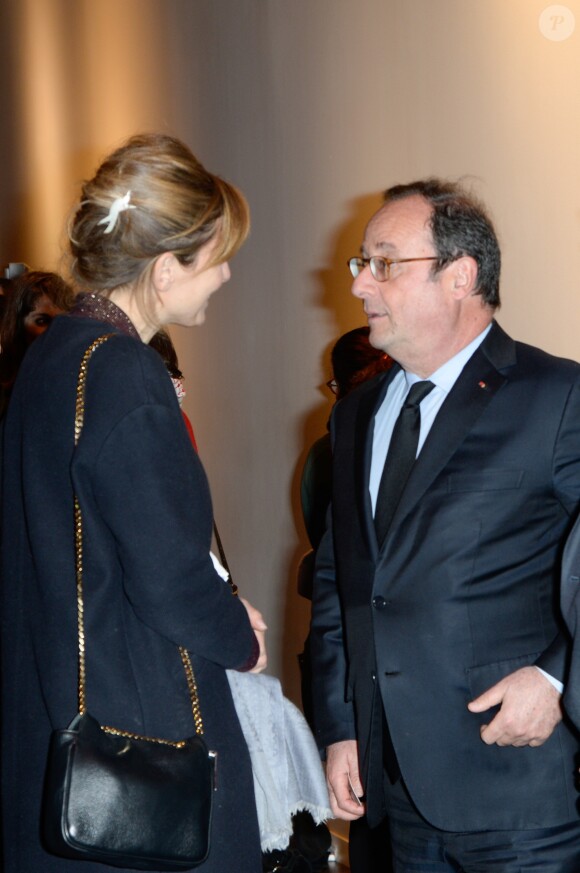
[1,0,579,704]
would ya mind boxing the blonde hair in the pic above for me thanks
[68,133,250,297]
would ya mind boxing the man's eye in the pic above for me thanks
[372,258,387,279]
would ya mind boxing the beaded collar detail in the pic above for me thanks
[69,293,140,340]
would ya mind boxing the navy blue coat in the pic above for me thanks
[1,314,261,871]
[310,322,580,831]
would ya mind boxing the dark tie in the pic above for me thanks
[374,380,435,545]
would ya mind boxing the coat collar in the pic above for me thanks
[69,293,141,340]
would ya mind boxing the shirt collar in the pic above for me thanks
[404,323,492,394]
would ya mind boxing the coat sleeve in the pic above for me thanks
[88,401,257,671]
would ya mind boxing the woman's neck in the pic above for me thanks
[107,286,158,343]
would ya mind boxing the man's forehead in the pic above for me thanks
[362,196,433,254]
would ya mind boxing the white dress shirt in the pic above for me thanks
[369,324,492,511]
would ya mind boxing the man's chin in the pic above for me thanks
[368,321,390,352]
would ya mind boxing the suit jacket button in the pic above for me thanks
[372,595,386,610]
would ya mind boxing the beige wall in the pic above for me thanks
[1,0,579,702]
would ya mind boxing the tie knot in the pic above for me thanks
[404,380,435,409]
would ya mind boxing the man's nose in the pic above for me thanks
[351,265,374,299]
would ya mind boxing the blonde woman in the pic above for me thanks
[1,133,266,872]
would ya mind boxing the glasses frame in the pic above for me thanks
[347,255,439,283]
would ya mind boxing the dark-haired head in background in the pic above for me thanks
[0,270,74,416]
[301,327,391,553]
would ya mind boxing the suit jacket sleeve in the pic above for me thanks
[309,402,357,751]
[309,514,357,750]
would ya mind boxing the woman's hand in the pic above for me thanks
[240,597,268,673]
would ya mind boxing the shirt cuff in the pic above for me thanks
[535,665,564,694]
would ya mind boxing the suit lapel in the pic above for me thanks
[379,323,514,549]
[354,366,399,555]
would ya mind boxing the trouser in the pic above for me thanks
[384,774,580,873]
[349,815,393,873]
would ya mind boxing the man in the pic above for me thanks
[310,179,580,871]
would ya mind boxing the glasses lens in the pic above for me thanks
[348,257,363,278]
[369,257,387,281]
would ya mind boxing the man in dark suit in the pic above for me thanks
[310,179,580,871]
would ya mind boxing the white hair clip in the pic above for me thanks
[97,190,136,234]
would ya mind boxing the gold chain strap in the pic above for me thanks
[74,335,204,744]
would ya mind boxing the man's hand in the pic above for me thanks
[240,597,268,673]
[325,740,366,821]
[467,665,562,747]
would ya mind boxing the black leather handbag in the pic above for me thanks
[42,335,216,870]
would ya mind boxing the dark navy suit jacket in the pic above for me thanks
[310,322,580,831]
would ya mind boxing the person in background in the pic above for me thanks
[0,269,74,415]
[0,132,267,873]
[148,328,198,447]
[299,326,392,873]
[0,277,11,326]
[300,326,391,561]
[0,262,30,333]
[310,178,580,872]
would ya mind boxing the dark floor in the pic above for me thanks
[263,855,348,871]
[268,857,349,871]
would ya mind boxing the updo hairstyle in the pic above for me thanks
[68,133,250,296]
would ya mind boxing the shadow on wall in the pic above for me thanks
[280,191,385,707]
[314,191,384,338]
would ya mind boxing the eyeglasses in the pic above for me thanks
[347,255,439,283]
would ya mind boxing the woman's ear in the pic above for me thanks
[151,253,177,294]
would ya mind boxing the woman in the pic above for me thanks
[0,269,74,415]
[0,133,267,872]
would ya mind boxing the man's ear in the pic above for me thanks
[450,255,478,300]
[151,253,177,294]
